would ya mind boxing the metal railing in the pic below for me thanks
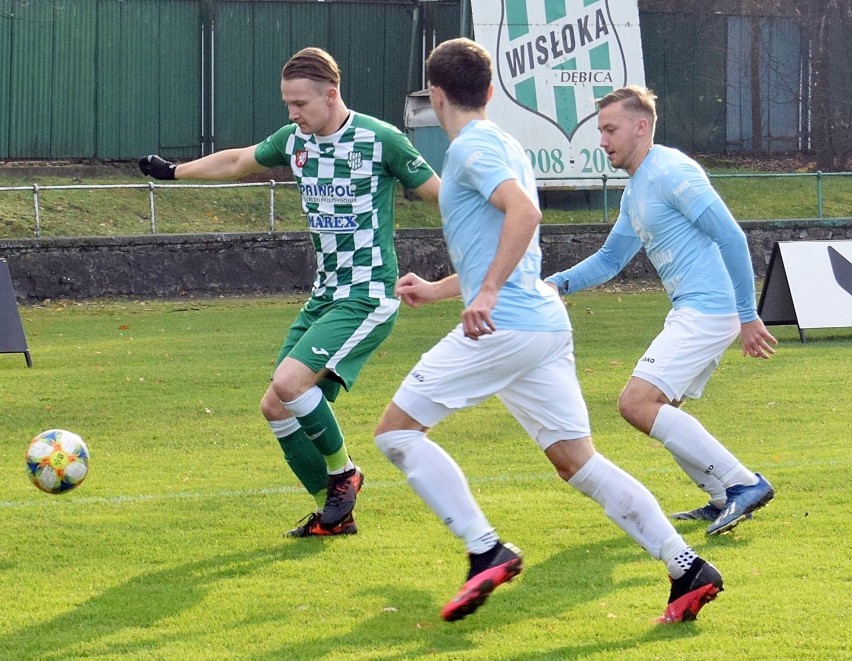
[0,171,849,237]
[0,180,297,237]
[598,171,849,223]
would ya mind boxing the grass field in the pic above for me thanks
[0,291,849,660]
[1,166,850,238]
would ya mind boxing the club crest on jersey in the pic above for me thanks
[406,156,426,174]
[347,151,363,170]
[295,150,308,168]
[495,0,627,142]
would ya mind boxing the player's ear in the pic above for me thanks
[428,85,442,108]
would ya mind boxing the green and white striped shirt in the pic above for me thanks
[255,112,435,300]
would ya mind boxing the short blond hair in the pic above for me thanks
[597,85,657,125]
[282,47,340,86]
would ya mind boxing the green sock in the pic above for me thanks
[294,393,345,459]
[324,445,351,473]
[272,420,328,498]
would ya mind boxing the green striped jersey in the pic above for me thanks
[254,112,435,300]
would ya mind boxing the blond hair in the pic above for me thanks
[282,47,340,86]
[597,85,657,125]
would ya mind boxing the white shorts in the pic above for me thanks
[633,307,740,401]
[392,325,591,450]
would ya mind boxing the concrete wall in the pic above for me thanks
[1,219,850,301]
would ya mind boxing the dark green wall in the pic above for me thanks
[0,0,433,159]
[1,1,846,160]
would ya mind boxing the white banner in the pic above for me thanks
[763,241,852,330]
[471,0,645,188]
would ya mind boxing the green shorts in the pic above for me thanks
[275,295,400,402]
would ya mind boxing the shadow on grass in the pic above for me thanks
[259,537,705,660]
[0,542,324,658]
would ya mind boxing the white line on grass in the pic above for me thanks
[0,471,557,509]
[5,458,844,510]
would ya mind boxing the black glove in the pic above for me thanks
[139,155,177,180]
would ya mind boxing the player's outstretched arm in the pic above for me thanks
[413,175,441,205]
[740,318,777,359]
[395,272,460,307]
[139,146,267,181]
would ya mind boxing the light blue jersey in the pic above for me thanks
[440,120,569,331]
[547,145,757,322]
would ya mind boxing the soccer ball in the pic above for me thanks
[25,429,90,494]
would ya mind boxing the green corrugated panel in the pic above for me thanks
[214,1,416,149]
[213,1,257,150]
[382,5,416,129]
[329,1,354,107]
[159,1,203,159]
[1,1,12,157]
[97,0,200,160]
[96,0,122,159]
[339,3,389,122]
[252,3,291,144]
[52,0,97,158]
[118,0,161,158]
[287,1,330,54]
[8,0,53,157]
[96,0,160,159]
[427,1,462,45]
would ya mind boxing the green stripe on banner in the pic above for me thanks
[506,0,530,40]
[584,0,600,7]
[593,86,613,100]
[515,77,538,112]
[545,0,567,24]
[554,86,577,131]
[589,43,611,69]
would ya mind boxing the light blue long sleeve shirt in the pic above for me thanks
[546,145,757,323]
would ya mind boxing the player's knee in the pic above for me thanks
[259,399,274,420]
[374,429,423,469]
[617,392,632,420]
[374,429,403,456]
[617,390,643,426]
[270,376,301,403]
[259,391,276,420]
[260,387,289,421]
[545,437,595,481]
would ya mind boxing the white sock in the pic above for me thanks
[375,430,495,553]
[670,454,727,508]
[667,546,699,580]
[568,453,688,563]
[650,405,758,490]
[281,386,322,417]
[268,416,300,437]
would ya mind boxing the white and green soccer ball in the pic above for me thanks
[25,429,90,494]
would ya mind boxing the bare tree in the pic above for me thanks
[797,0,851,170]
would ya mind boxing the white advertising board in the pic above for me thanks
[470,0,645,188]
[758,241,852,339]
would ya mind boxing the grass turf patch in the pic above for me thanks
[0,291,849,659]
